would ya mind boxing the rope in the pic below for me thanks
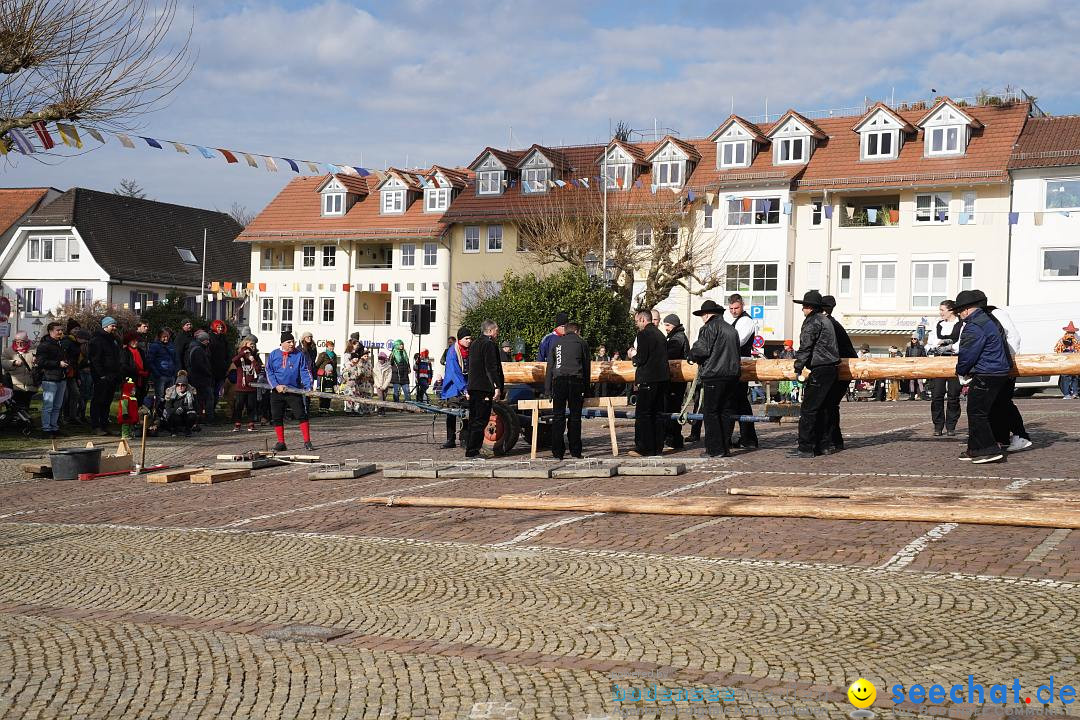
[677,373,700,426]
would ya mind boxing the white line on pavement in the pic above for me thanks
[877,522,959,571]
[665,516,730,540]
[1024,529,1072,563]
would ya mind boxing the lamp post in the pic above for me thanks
[584,251,600,280]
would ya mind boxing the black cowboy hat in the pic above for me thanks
[793,290,825,308]
[953,289,988,311]
[820,294,837,309]
[692,299,725,316]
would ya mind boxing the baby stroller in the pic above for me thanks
[0,386,33,436]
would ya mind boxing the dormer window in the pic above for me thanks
[863,130,895,159]
[599,146,633,189]
[767,113,818,166]
[855,106,911,162]
[918,100,978,158]
[381,189,404,214]
[776,137,806,164]
[322,192,344,216]
[523,167,550,193]
[425,187,449,212]
[927,126,962,156]
[646,137,699,190]
[474,153,506,195]
[719,141,749,169]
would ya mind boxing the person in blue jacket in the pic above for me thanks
[266,331,315,451]
[147,328,178,403]
[439,326,471,449]
[537,312,568,362]
[954,289,1011,464]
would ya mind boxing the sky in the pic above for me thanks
[4,0,1080,216]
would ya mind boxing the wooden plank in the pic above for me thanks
[605,397,619,457]
[308,464,377,481]
[190,468,250,485]
[518,397,630,410]
[215,458,284,470]
[20,463,51,476]
[147,467,201,484]
[530,405,540,460]
[728,485,1080,503]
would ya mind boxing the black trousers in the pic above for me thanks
[929,377,961,432]
[634,381,668,456]
[90,376,116,429]
[967,375,1009,457]
[797,365,838,454]
[232,391,258,422]
[270,392,308,426]
[550,376,586,458]
[726,380,758,447]
[824,380,850,450]
[465,393,494,454]
[990,377,1028,444]
[192,382,214,423]
[167,411,195,433]
[701,378,737,457]
[665,382,687,448]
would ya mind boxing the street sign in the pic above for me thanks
[749,305,765,319]
[752,335,765,349]
[0,322,9,338]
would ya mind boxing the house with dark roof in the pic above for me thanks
[1008,115,1080,306]
[0,188,247,339]
[238,166,468,350]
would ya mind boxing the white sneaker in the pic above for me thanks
[1007,436,1033,453]
[972,452,1005,464]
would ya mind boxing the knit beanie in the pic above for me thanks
[555,312,569,327]
[101,316,117,329]
[663,314,680,326]
[280,331,295,343]
[456,326,472,340]
[175,370,189,384]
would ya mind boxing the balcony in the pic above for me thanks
[355,245,393,269]
[838,196,900,228]
[260,247,294,270]
[353,291,392,325]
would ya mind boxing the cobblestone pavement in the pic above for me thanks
[1,398,1078,718]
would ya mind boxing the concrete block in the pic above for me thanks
[437,466,495,478]
[215,458,284,470]
[493,465,553,479]
[617,463,686,476]
[308,464,377,480]
[551,464,616,479]
[383,468,441,479]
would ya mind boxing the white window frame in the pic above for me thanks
[477,170,503,195]
[260,297,274,332]
[280,297,294,325]
[68,239,80,261]
[40,237,53,261]
[811,200,823,227]
[464,226,480,253]
[861,130,897,160]
[915,192,951,224]
[321,245,336,268]
[27,236,40,261]
[1041,248,1080,280]
[703,202,714,230]
[603,163,631,190]
[860,261,897,311]
[726,197,782,227]
[960,260,975,290]
[911,260,949,309]
[487,225,503,252]
[425,187,450,212]
[400,297,415,325]
[838,262,852,296]
[302,245,316,268]
[724,262,779,308]
[400,243,416,268]
[422,297,437,324]
[382,189,405,214]
[423,242,437,267]
[653,160,684,188]
[926,125,963,156]
[71,288,88,307]
[301,297,315,323]
[775,137,807,165]
[962,191,976,223]
[522,167,550,194]
[719,141,749,169]
[635,225,652,247]
[322,192,344,216]
[321,297,335,323]
[1044,178,1080,211]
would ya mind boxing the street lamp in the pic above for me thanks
[584,251,600,279]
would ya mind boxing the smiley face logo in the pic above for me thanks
[847,679,876,709]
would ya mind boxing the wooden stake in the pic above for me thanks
[139,414,149,471]
[728,486,1080,503]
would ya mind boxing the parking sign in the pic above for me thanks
[749,305,765,319]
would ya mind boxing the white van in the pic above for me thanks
[1003,301,1080,395]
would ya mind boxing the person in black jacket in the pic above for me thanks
[629,310,669,457]
[820,295,857,453]
[789,291,840,458]
[36,322,71,437]
[545,321,591,459]
[464,320,505,458]
[185,330,215,426]
[88,317,122,434]
[662,314,690,450]
[689,300,742,458]
[208,320,231,402]
[175,319,194,371]
[927,300,962,436]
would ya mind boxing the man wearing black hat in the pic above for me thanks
[820,295,857,452]
[538,312,569,363]
[545,321,591,459]
[789,291,839,458]
[629,309,670,456]
[953,289,1010,463]
[723,293,759,450]
[662,313,690,450]
[689,299,741,457]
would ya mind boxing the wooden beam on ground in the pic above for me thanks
[20,463,51,477]
[358,493,1080,529]
[147,467,201,484]
[727,486,1080,503]
[190,468,250,485]
[501,353,1080,384]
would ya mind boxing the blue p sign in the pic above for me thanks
[750,305,765,319]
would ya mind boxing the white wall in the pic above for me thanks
[1010,168,1080,305]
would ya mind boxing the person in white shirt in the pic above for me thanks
[928,300,962,436]
[723,293,759,449]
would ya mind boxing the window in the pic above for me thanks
[487,225,503,252]
[807,262,822,290]
[654,161,683,188]
[400,297,415,325]
[260,298,274,332]
[703,202,714,230]
[915,193,951,224]
[321,298,335,323]
[280,297,294,325]
[20,287,41,312]
[776,137,806,164]
[522,167,550,193]
[423,242,437,267]
[382,190,405,214]
[172,246,196,264]
[301,297,315,323]
[1045,179,1080,210]
[401,244,416,267]
[1042,249,1079,279]
[71,288,88,307]
[303,246,316,268]
[724,263,779,308]
[260,247,294,270]
[719,141,749,168]
[425,188,450,211]
[28,237,39,261]
[69,239,80,261]
[322,246,336,267]
[927,126,962,156]
[323,192,344,216]
[912,261,948,308]
[862,130,895,159]
[478,170,503,195]
[517,233,529,252]
[811,200,823,227]
[861,262,896,310]
[839,196,899,227]
[963,192,975,216]
[464,226,480,253]
[661,225,679,244]
[961,260,975,290]
[132,291,150,310]
[838,263,852,296]
[726,197,781,226]
[29,236,76,262]
[635,225,652,247]
[603,163,631,189]
[422,297,437,323]
[384,300,393,324]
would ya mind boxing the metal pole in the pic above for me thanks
[200,228,207,314]
[602,120,608,284]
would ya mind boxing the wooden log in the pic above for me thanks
[501,353,1080,384]
[728,486,1080,503]
[252,383,426,413]
[147,467,201,484]
[190,468,250,484]
[358,493,1080,529]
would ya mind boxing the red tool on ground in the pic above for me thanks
[78,464,177,481]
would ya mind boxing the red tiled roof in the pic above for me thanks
[428,165,472,189]
[707,115,769,144]
[766,109,827,140]
[467,147,526,171]
[1009,115,1080,169]
[0,187,55,234]
[916,97,984,130]
[645,135,702,162]
[853,102,916,133]
[239,176,447,242]
[594,139,649,165]
[515,144,572,173]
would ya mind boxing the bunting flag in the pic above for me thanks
[219,149,238,163]
[824,205,834,219]
[342,284,351,292]
[172,142,189,154]
[741,197,753,212]
[936,210,947,222]
[223,282,233,291]
[353,167,370,177]
[283,158,299,172]
[243,153,258,168]
[1034,211,1044,226]
[306,161,320,173]
[210,281,221,292]
[845,205,854,219]
[56,123,82,149]
[31,121,54,149]
[1009,212,1020,225]
[580,178,589,188]
[9,129,34,154]
[889,209,899,224]
[258,283,267,292]
[958,212,969,225]
[866,208,878,224]
[687,189,695,202]
[782,201,792,215]
[650,184,657,194]
[195,145,215,159]
[116,134,135,148]
[705,191,715,204]
[86,128,106,144]
[247,282,254,290]
[141,136,163,149]
[265,156,278,172]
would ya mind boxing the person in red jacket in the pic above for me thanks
[231,336,263,432]
[120,332,151,405]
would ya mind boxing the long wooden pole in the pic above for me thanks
[252,383,428,414]
[726,486,1080,503]
[502,353,1080,384]
[359,493,1080,529]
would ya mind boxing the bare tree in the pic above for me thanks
[113,177,146,198]
[0,0,192,141]
[613,120,633,142]
[225,201,254,227]
[514,184,728,312]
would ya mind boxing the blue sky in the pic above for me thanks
[4,0,1079,215]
